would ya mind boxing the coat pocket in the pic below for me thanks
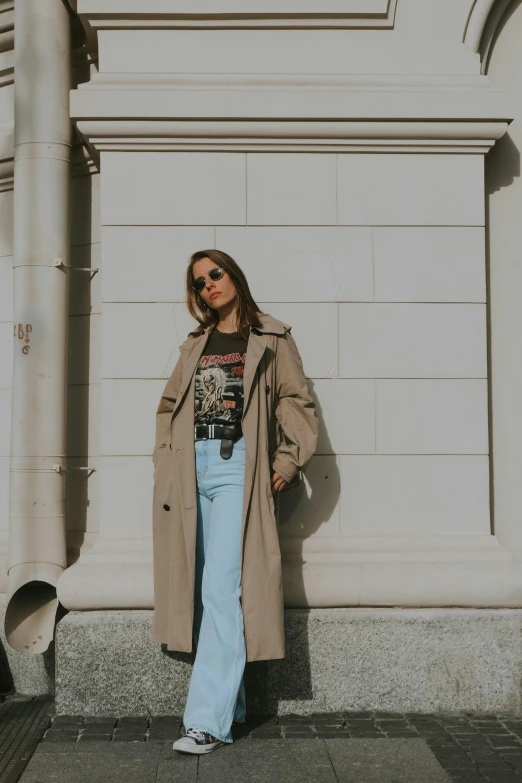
[153,446,168,482]
[266,481,278,528]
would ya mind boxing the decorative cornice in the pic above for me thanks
[0,119,13,191]
[71,75,513,121]
[0,1,14,86]
[0,1,13,48]
[0,53,13,87]
[75,118,510,156]
[0,159,13,191]
[77,0,398,30]
[71,139,99,177]
[86,72,492,92]
[70,75,513,158]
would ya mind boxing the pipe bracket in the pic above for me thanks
[53,464,96,476]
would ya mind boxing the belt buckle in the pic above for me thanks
[195,423,209,441]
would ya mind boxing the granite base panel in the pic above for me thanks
[53,607,522,717]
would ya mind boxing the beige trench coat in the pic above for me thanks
[150,312,319,661]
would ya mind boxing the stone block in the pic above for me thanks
[55,608,522,717]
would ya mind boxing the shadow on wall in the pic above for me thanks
[64,46,98,569]
[65,167,95,567]
[486,127,520,195]
[484,0,522,541]
[261,382,339,714]
[484,123,520,539]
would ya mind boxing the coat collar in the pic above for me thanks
[171,312,291,422]
[199,312,291,336]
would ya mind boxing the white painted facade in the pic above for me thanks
[1,0,522,707]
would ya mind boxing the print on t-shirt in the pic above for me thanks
[195,345,247,426]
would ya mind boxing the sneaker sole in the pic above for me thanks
[172,737,225,754]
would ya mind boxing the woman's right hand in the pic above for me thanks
[270,470,288,494]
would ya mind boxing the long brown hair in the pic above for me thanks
[186,249,265,340]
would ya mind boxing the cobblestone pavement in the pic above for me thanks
[31,710,522,782]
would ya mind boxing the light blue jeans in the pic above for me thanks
[182,435,247,743]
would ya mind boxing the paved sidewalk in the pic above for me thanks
[0,695,53,782]
[6,708,522,782]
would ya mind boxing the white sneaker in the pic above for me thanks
[173,725,225,754]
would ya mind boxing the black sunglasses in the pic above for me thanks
[192,266,225,293]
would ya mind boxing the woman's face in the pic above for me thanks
[192,257,238,314]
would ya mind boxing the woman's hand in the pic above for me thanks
[271,471,288,494]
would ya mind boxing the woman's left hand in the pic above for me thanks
[271,471,288,494]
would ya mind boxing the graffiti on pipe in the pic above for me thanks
[14,323,32,354]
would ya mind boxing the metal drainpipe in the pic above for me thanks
[4,0,71,654]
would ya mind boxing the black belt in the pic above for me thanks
[194,422,243,460]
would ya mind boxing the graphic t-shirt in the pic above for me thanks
[194,327,248,426]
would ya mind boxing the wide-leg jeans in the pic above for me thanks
[182,435,247,743]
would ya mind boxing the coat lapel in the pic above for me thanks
[170,332,209,419]
[242,332,269,421]
[170,313,291,423]
[242,314,292,419]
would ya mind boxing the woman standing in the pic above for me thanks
[151,249,319,754]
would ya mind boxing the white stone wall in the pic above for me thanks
[95,0,478,77]
[98,143,490,552]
